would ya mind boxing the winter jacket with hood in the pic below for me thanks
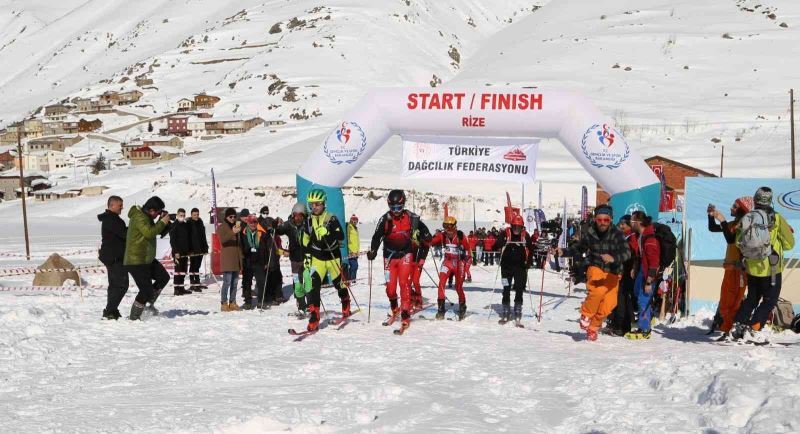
[124,206,167,266]
[98,209,127,265]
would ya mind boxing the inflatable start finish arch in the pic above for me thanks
[296,88,660,233]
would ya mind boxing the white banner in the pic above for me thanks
[523,207,538,233]
[401,137,539,183]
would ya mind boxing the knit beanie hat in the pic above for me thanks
[142,196,165,212]
[753,187,773,207]
[618,214,631,226]
[594,204,613,218]
[224,207,237,218]
[734,196,754,214]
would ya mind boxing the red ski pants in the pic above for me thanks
[411,259,424,299]
[437,257,466,304]
[718,264,746,332]
[464,259,472,280]
[384,254,414,312]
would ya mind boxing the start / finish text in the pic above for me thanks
[406,92,543,111]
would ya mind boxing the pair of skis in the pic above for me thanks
[287,310,360,341]
[383,303,432,335]
[498,317,524,328]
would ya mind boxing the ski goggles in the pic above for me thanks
[389,204,403,212]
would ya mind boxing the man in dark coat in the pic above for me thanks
[187,207,209,292]
[169,208,193,296]
[98,195,128,320]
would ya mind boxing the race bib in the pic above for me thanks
[439,264,449,274]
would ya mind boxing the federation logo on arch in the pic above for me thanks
[581,123,631,169]
[324,121,367,165]
[625,202,646,216]
[778,189,800,212]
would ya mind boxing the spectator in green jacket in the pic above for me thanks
[124,196,171,320]
[732,187,795,342]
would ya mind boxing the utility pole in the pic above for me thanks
[719,145,724,178]
[16,123,31,260]
[791,88,796,178]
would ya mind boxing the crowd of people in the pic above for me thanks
[96,185,794,342]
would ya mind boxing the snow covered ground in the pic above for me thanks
[2,243,799,433]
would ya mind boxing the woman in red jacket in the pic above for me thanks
[430,216,471,320]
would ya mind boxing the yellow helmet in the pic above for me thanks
[443,216,457,226]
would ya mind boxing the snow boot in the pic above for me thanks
[129,301,145,321]
[513,303,523,322]
[457,303,467,321]
[144,303,159,316]
[499,304,511,323]
[730,323,746,340]
[190,285,202,293]
[435,299,446,320]
[173,287,192,296]
[102,309,120,320]
[228,302,241,312]
[586,327,598,342]
[221,302,230,312]
[307,305,320,331]
[579,315,590,331]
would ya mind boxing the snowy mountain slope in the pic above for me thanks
[453,0,800,178]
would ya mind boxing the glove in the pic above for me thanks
[314,226,328,239]
[366,250,377,261]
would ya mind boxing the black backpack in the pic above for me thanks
[648,222,677,269]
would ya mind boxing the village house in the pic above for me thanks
[177,98,195,112]
[23,119,44,138]
[0,150,17,171]
[0,175,47,200]
[194,93,220,109]
[27,135,83,153]
[99,92,120,109]
[118,90,143,105]
[44,104,70,121]
[43,121,66,137]
[22,150,69,173]
[185,117,264,136]
[78,118,103,132]
[596,155,717,211]
[129,145,180,165]
[166,115,190,136]
[143,136,183,149]
[75,98,94,112]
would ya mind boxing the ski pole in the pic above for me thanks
[368,259,373,323]
[526,266,536,320]
[538,252,548,322]
[486,259,502,321]
[323,238,361,312]
[259,236,275,312]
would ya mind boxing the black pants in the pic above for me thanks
[309,273,349,309]
[609,267,635,333]
[501,265,527,305]
[241,262,255,303]
[127,260,170,305]
[189,255,203,288]
[104,261,129,313]
[173,256,188,291]
[734,273,782,328]
[257,267,282,304]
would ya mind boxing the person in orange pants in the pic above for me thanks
[708,196,753,335]
[556,204,631,341]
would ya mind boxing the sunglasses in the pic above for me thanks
[594,217,611,223]
[443,223,455,229]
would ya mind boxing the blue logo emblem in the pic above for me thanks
[581,123,630,169]
[625,202,645,216]
[778,189,800,212]
[324,121,367,165]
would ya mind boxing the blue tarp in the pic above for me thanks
[685,177,800,261]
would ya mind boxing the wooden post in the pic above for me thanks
[791,89,796,179]
[16,125,31,261]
